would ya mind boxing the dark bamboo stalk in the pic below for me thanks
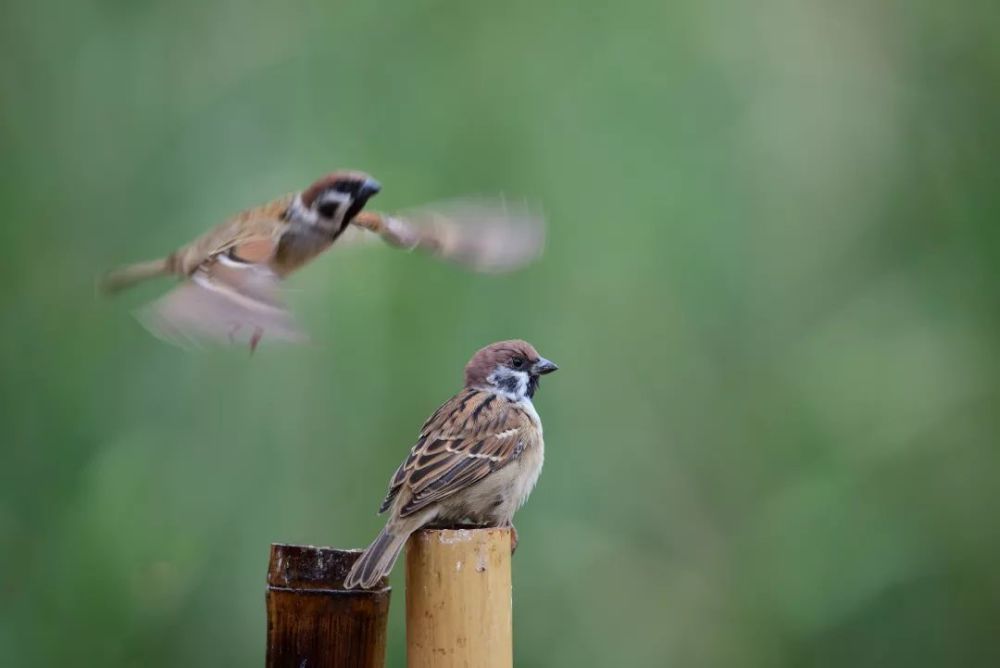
[266,543,391,668]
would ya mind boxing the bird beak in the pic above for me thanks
[359,178,382,199]
[533,357,558,375]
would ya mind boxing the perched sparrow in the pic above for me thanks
[100,171,544,350]
[345,339,558,589]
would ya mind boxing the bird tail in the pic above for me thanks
[99,258,172,294]
[345,526,410,590]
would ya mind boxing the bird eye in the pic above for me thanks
[511,357,525,369]
[317,201,340,218]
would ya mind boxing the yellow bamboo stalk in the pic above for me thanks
[405,528,513,668]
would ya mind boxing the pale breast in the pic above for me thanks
[508,434,544,512]
[507,398,544,512]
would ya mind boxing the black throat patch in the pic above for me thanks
[341,196,372,230]
[496,374,521,396]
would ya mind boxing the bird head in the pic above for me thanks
[464,339,558,400]
[299,170,381,230]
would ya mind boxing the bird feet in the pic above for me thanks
[499,520,518,555]
[226,322,264,355]
[437,521,518,555]
[249,326,263,354]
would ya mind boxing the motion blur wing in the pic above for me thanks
[350,198,545,273]
[136,256,306,351]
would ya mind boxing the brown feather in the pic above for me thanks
[378,388,537,518]
[167,193,294,275]
[99,258,171,294]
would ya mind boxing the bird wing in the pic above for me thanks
[137,194,306,349]
[349,197,545,273]
[379,389,539,517]
[170,193,296,274]
[136,255,306,350]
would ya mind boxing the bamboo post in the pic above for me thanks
[266,543,391,668]
[405,528,513,668]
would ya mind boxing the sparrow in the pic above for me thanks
[344,339,558,589]
[100,171,544,350]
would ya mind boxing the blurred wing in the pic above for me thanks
[136,255,306,350]
[331,223,376,248]
[379,389,537,517]
[350,198,545,273]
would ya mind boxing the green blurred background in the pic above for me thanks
[2,0,999,666]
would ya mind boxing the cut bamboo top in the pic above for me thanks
[268,543,390,593]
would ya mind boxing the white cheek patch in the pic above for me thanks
[315,191,354,230]
[286,194,319,225]
[487,367,530,401]
[287,190,358,233]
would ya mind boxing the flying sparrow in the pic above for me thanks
[344,339,558,589]
[100,171,544,350]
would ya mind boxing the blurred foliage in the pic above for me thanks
[2,0,999,666]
